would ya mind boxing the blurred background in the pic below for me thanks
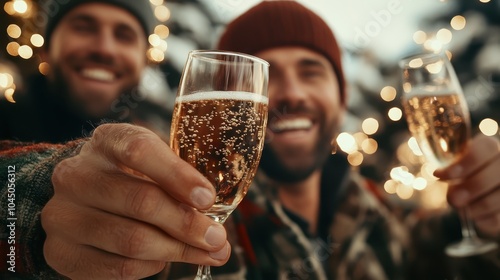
[1,0,500,209]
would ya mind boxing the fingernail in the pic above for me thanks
[452,189,469,207]
[204,224,226,247]
[209,242,229,260]
[190,187,214,209]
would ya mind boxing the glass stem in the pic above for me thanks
[459,207,477,239]
[195,265,212,280]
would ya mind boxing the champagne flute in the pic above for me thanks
[170,50,269,279]
[400,52,498,257]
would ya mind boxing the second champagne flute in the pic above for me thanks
[400,52,498,257]
[170,50,269,279]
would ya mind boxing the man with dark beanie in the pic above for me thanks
[0,0,158,143]
[2,1,500,279]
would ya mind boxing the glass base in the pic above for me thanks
[445,237,498,258]
[194,265,212,280]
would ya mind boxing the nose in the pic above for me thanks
[89,28,116,63]
[271,71,307,107]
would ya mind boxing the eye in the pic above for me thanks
[115,25,138,44]
[70,19,97,35]
[300,68,324,79]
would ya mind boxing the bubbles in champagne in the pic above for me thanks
[402,93,469,167]
[171,91,268,210]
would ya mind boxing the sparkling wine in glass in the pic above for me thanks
[170,50,269,279]
[400,52,497,257]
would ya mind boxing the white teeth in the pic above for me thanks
[82,68,115,82]
[271,118,312,132]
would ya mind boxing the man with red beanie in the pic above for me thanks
[168,1,500,279]
[166,1,500,279]
[2,1,500,279]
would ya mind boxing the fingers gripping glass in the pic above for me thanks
[170,50,269,279]
[400,52,497,257]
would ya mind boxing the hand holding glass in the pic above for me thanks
[170,50,269,279]
[400,52,497,257]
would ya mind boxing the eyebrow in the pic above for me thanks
[267,57,329,72]
[66,13,97,24]
[297,58,328,69]
[66,13,139,34]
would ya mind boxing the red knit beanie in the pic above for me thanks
[217,0,346,104]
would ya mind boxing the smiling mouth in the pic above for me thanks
[81,68,115,82]
[270,118,313,133]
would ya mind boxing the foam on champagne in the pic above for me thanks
[403,89,460,99]
[176,90,268,104]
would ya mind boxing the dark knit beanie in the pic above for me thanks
[217,0,346,104]
[44,0,156,46]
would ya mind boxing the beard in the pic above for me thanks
[47,59,139,122]
[259,122,338,183]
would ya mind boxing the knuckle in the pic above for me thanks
[118,258,143,279]
[90,124,110,145]
[40,203,55,231]
[163,241,191,262]
[43,238,78,276]
[117,259,165,280]
[121,134,154,165]
[43,238,58,267]
[178,204,197,233]
[179,243,194,261]
[126,185,162,219]
[120,226,148,257]
[51,158,75,190]
[41,200,63,233]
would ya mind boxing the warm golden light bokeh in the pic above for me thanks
[4,1,16,15]
[149,34,162,47]
[18,45,33,59]
[13,0,28,14]
[347,151,364,166]
[479,118,499,136]
[0,73,14,89]
[150,0,164,5]
[154,24,170,39]
[436,28,452,44]
[388,107,402,121]
[147,48,165,62]
[39,62,50,75]
[6,42,20,56]
[380,86,397,102]
[337,132,357,154]
[4,88,16,103]
[155,5,171,22]
[7,24,21,39]
[413,30,427,44]
[362,118,379,135]
[30,34,44,47]
[450,15,466,30]
[361,138,378,154]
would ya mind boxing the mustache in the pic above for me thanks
[268,105,318,122]
[85,51,116,65]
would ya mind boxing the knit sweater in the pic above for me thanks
[1,140,86,279]
[1,140,499,279]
